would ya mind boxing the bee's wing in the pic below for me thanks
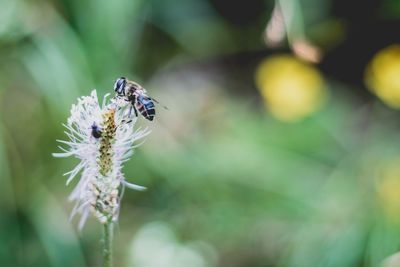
[150,97,168,110]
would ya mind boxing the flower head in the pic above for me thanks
[53,90,149,229]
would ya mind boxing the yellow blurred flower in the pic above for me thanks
[375,158,400,221]
[365,45,400,108]
[255,55,326,122]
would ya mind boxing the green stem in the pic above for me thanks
[103,221,113,267]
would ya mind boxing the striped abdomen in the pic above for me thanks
[136,95,155,121]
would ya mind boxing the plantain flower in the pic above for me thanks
[53,90,149,229]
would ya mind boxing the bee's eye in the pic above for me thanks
[114,77,126,94]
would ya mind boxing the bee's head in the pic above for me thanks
[114,77,126,95]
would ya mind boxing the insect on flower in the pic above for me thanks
[114,77,167,121]
[91,121,102,138]
[53,90,150,229]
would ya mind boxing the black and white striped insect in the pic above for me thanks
[114,77,166,121]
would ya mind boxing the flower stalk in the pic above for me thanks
[103,220,113,267]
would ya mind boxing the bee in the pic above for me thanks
[91,122,102,138]
[114,77,166,121]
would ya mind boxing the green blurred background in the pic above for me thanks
[3,0,400,266]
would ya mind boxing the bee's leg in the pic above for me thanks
[117,120,130,128]
[132,97,137,116]
[124,97,136,124]
[119,118,132,127]
[124,106,136,124]
[128,105,133,118]
[130,97,139,118]
[123,105,133,124]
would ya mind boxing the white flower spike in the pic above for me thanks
[53,90,150,230]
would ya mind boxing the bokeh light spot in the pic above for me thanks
[375,158,400,221]
[255,54,327,122]
[365,45,400,108]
